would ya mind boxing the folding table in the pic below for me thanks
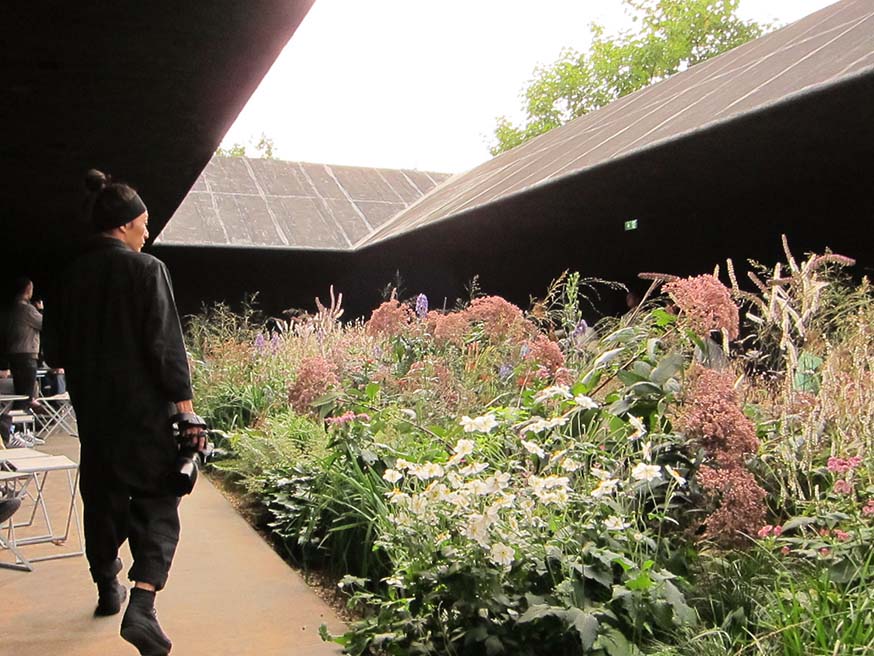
[0,451,83,571]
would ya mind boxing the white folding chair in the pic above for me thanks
[36,392,77,438]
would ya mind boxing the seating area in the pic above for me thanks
[1,372,80,571]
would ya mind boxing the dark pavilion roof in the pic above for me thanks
[352,0,874,248]
[0,1,314,267]
[155,157,450,249]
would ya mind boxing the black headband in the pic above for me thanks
[92,191,148,230]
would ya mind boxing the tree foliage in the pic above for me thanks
[491,0,769,155]
[215,132,277,159]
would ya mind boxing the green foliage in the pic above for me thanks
[491,0,767,155]
[214,132,278,159]
[215,142,246,157]
[187,252,874,655]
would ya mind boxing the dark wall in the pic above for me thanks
[152,72,874,323]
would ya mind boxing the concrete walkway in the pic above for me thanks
[1,434,345,655]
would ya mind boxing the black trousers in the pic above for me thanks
[79,452,180,591]
[8,353,37,409]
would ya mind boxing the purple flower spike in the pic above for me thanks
[254,333,266,352]
[415,293,429,319]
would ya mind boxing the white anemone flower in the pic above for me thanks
[591,467,613,481]
[665,464,687,487]
[523,416,569,434]
[460,413,499,433]
[408,494,428,516]
[382,469,403,484]
[489,542,515,568]
[462,513,493,546]
[574,394,599,409]
[642,441,653,462]
[631,462,662,482]
[459,462,489,476]
[386,489,409,505]
[533,385,572,403]
[447,438,476,465]
[604,516,630,531]
[521,440,546,459]
[591,478,619,498]
[627,415,647,440]
[560,457,581,472]
[409,462,445,480]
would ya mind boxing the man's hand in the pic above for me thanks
[0,370,10,379]
[175,400,207,451]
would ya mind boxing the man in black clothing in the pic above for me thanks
[45,170,204,656]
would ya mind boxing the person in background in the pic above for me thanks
[6,277,45,411]
[44,169,204,656]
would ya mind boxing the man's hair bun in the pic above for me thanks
[85,169,110,193]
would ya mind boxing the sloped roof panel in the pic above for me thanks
[157,157,451,249]
[356,0,874,247]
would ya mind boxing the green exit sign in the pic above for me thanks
[624,219,638,231]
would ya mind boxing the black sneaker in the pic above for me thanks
[94,579,127,616]
[121,600,172,656]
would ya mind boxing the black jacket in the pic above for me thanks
[44,236,192,493]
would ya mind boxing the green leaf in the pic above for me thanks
[628,381,663,398]
[567,609,600,650]
[663,580,696,625]
[364,382,380,401]
[517,604,563,624]
[595,626,638,656]
[485,635,505,655]
[583,564,614,589]
[626,572,653,591]
[593,348,626,368]
[782,516,817,531]
[652,308,678,327]
[651,352,685,385]
[618,370,647,386]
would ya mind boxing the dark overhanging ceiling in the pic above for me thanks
[0,0,314,275]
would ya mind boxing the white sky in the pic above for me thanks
[221,0,839,173]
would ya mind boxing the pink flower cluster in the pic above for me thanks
[863,499,874,516]
[465,296,535,342]
[827,456,863,473]
[366,299,414,337]
[288,356,340,413]
[523,334,565,375]
[325,411,370,426]
[679,367,759,467]
[679,366,765,546]
[427,310,470,347]
[697,466,767,546]
[757,524,783,538]
[663,274,739,339]
[833,479,854,495]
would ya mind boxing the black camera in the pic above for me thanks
[169,412,214,496]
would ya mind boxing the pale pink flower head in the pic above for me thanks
[465,296,535,342]
[780,546,791,555]
[827,456,861,474]
[833,529,850,542]
[833,479,854,496]
[366,299,413,337]
[288,356,339,413]
[663,274,739,339]
[756,525,774,539]
[863,499,874,516]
